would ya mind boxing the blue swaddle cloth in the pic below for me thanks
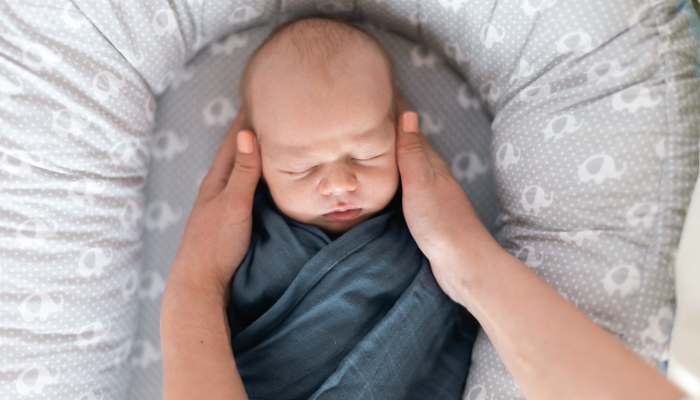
[227,180,478,399]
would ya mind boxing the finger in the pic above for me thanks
[200,109,247,197]
[224,130,262,208]
[396,111,432,185]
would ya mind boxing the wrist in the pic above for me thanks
[168,255,230,299]
[439,224,506,311]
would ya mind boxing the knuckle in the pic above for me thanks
[233,158,257,175]
[399,137,424,155]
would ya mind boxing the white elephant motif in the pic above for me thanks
[586,60,628,83]
[122,269,139,300]
[152,9,177,36]
[211,33,249,56]
[479,80,501,105]
[151,130,189,161]
[130,340,162,369]
[1,150,43,175]
[602,264,640,298]
[457,84,481,110]
[479,23,505,49]
[0,73,23,99]
[19,292,63,322]
[612,86,660,113]
[145,201,182,232]
[16,218,57,247]
[520,185,554,215]
[22,43,63,73]
[410,46,441,68]
[559,230,601,247]
[452,151,488,183]
[521,0,558,17]
[203,96,236,127]
[68,179,106,206]
[92,70,126,102]
[139,270,166,301]
[443,41,469,64]
[556,31,595,55]
[120,47,144,68]
[77,247,113,278]
[61,2,90,29]
[408,10,427,27]
[229,5,262,25]
[639,306,674,345]
[519,84,550,103]
[120,199,143,230]
[15,365,60,395]
[418,111,443,135]
[509,59,535,84]
[578,153,626,184]
[626,202,658,228]
[437,0,469,12]
[464,384,491,400]
[76,319,111,349]
[496,143,520,171]
[52,108,90,139]
[542,114,582,141]
[516,245,544,268]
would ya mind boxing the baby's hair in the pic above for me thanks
[239,15,399,140]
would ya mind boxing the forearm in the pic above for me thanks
[445,225,686,400]
[160,270,248,400]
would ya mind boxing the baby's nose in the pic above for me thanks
[319,165,358,196]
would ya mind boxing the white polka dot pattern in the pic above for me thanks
[0,1,697,399]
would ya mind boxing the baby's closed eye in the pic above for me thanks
[284,166,317,175]
[354,152,385,162]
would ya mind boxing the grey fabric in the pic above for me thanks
[227,181,476,400]
[0,0,698,399]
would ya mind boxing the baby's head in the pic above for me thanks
[239,16,400,236]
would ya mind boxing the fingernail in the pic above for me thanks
[238,130,254,154]
[401,112,418,133]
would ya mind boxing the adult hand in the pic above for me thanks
[393,90,685,400]
[169,108,261,296]
[161,107,257,400]
[394,91,500,307]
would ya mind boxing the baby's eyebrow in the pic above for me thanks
[278,125,388,153]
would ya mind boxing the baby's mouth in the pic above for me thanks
[321,208,363,222]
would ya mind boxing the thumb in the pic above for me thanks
[225,130,261,204]
[396,111,431,184]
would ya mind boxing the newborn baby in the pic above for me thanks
[239,15,399,237]
[227,16,476,400]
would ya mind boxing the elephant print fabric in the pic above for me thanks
[0,0,698,400]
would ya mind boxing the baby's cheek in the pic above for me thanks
[364,163,399,202]
[280,181,319,220]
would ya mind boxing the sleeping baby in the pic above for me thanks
[226,15,477,399]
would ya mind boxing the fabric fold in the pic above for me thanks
[227,180,477,400]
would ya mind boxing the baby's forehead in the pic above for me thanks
[256,21,384,72]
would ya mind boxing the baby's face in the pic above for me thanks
[248,45,399,235]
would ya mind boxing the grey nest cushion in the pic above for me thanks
[0,1,698,399]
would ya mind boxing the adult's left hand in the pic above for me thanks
[393,90,498,306]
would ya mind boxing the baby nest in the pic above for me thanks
[0,0,699,399]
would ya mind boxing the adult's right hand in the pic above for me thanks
[168,108,261,297]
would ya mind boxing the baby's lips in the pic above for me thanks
[321,208,363,222]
